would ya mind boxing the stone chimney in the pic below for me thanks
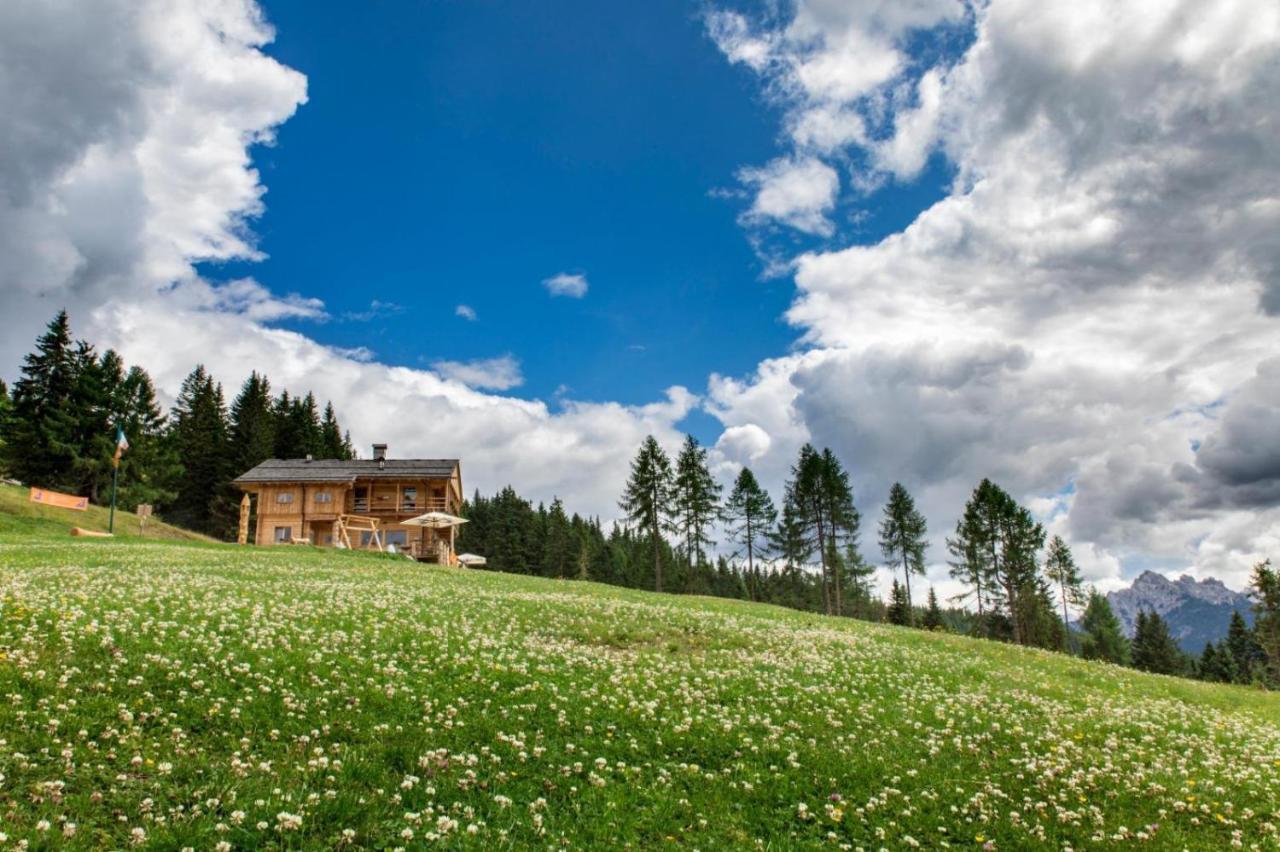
[372,443,388,461]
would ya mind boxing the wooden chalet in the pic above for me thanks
[232,444,464,562]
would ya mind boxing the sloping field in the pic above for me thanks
[0,537,1277,849]
[0,483,213,542]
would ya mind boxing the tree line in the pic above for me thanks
[0,310,355,537]
[458,433,1280,689]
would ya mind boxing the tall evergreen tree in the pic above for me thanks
[1223,610,1259,685]
[3,310,81,489]
[229,372,276,475]
[67,343,119,502]
[319,401,354,459]
[1130,609,1183,675]
[887,579,910,626]
[619,436,675,593]
[820,448,859,616]
[167,366,232,535]
[946,496,996,630]
[272,390,298,458]
[1249,560,1280,687]
[1079,589,1129,665]
[0,379,10,460]
[922,586,943,630]
[115,366,179,511]
[878,482,928,625]
[541,497,575,578]
[672,435,721,575]
[1044,535,1085,650]
[724,467,777,601]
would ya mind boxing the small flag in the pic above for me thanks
[113,425,129,468]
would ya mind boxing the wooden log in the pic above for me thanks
[70,527,113,538]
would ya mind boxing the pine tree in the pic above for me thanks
[1079,589,1129,664]
[229,372,277,475]
[541,497,574,578]
[887,579,910,625]
[0,379,10,460]
[789,445,859,615]
[619,436,674,593]
[3,310,81,489]
[724,467,777,601]
[1131,609,1183,675]
[115,366,179,511]
[946,496,995,631]
[879,482,928,626]
[1044,535,1085,650]
[949,479,1046,644]
[1248,560,1279,687]
[820,449,859,616]
[67,342,118,502]
[320,402,353,459]
[167,366,232,535]
[923,586,943,630]
[672,435,721,577]
[1224,610,1259,684]
[272,390,298,458]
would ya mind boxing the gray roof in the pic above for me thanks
[233,458,459,485]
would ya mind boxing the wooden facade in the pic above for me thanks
[232,452,463,562]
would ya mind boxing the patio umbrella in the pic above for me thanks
[457,553,487,567]
[401,512,468,562]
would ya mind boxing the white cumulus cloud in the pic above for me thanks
[542,272,589,298]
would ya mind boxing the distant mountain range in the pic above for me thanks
[1106,571,1255,653]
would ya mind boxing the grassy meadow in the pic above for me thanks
[0,484,212,542]
[0,532,1277,849]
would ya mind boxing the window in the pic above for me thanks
[315,492,332,504]
[276,492,294,504]
[274,526,292,542]
[385,530,408,547]
[402,488,417,509]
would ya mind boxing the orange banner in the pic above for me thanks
[29,487,88,511]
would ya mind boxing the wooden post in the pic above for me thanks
[238,493,251,545]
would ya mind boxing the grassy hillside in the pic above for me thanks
[0,483,212,542]
[0,537,1277,849]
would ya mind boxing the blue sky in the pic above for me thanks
[200,0,951,441]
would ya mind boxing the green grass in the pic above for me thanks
[0,532,1277,849]
[0,483,213,542]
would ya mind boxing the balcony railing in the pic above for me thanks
[348,495,449,515]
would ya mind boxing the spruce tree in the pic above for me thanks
[115,366,180,511]
[887,579,910,625]
[724,467,777,601]
[1248,560,1279,687]
[167,366,232,535]
[923,586,944,630]
[67,342,118,502]
[272,390,298,458]
[320,402,353,459]
[619,436,674,593]
[946,495,996,631]
[4,310,81,489]
[1079,589,1129,664]
[1044,535,1085,650]
[1131,609,1182,675]
[879,482,928,626]
[0,379,10,460]
[820,448,859,616]
[1224,610,1258,684]
[541,497,574,578]
[230,372,277,476]
[672,435,721,575]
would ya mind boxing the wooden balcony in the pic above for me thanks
[346,495,449,515]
